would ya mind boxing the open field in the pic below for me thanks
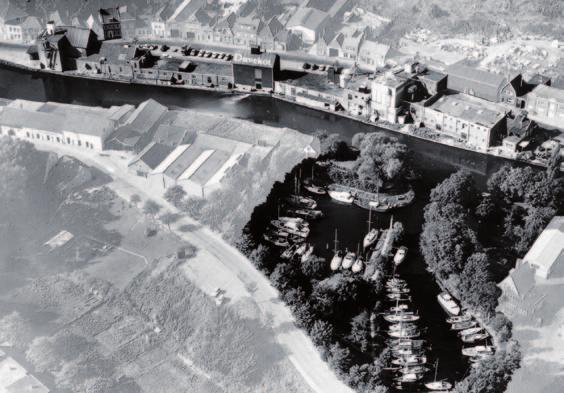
[0,143,313,393]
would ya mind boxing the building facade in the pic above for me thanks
[232,51,279,91]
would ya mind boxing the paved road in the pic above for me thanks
[34,142,354,393]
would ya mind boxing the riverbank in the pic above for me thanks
[0,54,559,173]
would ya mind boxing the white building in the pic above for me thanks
[526,84,564,130]
[520,216,564,279]
[0,99,134,151]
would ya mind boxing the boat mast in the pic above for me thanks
[367,205,372,232]
[333,229,338,253]
[433,359,439,382]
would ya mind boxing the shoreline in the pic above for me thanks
[0,57,559,172]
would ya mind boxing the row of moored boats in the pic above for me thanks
[436,292,495,361]
[384,277,453,392]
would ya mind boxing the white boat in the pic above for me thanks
[301,244,314,263]
[462,345,494,357]
[425,381,453,391]
[285,195,317,209]
[451,320,477,331]
[387,292,411,301]
[304,184,326,195]
[388,329,420,339]
[363,228,379,249]
[384,314,420,323]
[295,243,308,255]
[392,355,427,366]
[395,373,423,383]
[459,327,483,337]
[437,292,461,316]
[328,190,354,204]
[351,256,364,273]
[388,287,410,294]
[330,251,344,271]
[461,332,490,343]
[278,216,307,226]
[389,323,417,332]
[271,220,310,238]
[394,246,408,266]
[281,244,297,260]
[389,304,410,313]
[330,229,343,271]
[447,314,472,324]
[341,252,356,269]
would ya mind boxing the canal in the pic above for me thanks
[0,63,514,390]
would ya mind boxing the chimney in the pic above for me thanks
[46,21,55,35]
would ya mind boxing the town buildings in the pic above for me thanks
[357,39,390,71]
[232,48,279,91]
[525,84,564,130]
[0,0,27,42]
[410,93,507,151]
[371,68,418,123]
[98,7,123,41]
[0,99,134,150]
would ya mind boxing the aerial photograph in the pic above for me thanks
[0,0,562,392]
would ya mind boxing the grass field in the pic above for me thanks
[0,148,312,393]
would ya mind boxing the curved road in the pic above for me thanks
[34,141,354,393]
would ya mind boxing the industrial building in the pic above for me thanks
[410,93,507,151]
[232,48,279,91]
[0,99,134,150]
[525,84,564,130]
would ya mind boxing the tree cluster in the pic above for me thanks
[420,170,500,318]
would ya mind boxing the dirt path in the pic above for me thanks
[32,142,354,393]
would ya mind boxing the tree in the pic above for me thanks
[248,244,269,272]
[489,312,513,342]
[327,342,352,375]
[143,199,162,220]
[309,320,335,348]
[349,311,372,352]
[459,253,500,317]
[160,212,180,232]
[430,170,478,208]
[301,255,327,279]
[516,206,556,255]
[129,194,141,206]
[348,363,387,393]
[270,263,300,293]
[164,185,187,207]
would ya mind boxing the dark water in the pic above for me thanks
[0,63,516,389]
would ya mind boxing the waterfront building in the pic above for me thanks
[0,1,27,42]
[357,39,390,71]
[20,16,42,44]
[371,69,418,123]
[232,49,279,92]
[98,7,122,40]
[410,93,507,151]
[446,63,526,107]
[275,72,345,111]
[0,99,133,150]
[417,68,448,96]
[151,4,175,38]
[344,77,372,117]
[525,84,564,130]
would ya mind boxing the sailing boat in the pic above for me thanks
[330,229,344,271]
[304,165,326,195]
[424,359,452,391]
[351,253,364,273]
[363,205,379,249]
[343,244,359,269]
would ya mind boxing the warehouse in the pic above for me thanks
[232,48,279,92]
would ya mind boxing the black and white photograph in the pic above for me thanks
[0,1,562,392]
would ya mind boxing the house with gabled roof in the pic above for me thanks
[257,16,291,51]
[0,0,27,42]
[212,12,236,44]
[286,6,329,45]
[357,39,391,70]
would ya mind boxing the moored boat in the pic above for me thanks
[384,314,420,323]
[462,345,494,357]
[304,184,326,195]
[363,228,379,249]
[451,320,477,331]
[351,256,364,273]
[330,229,343,271]
[295,243,308,255]
[437,292,461,316]
[285,195,317,209]
[328,189,355,204]
[425,381,453,391]
[271,220,310,238]
[389,304,410,313]
[387,292,411,301]
[447,314,472,324]
[288,208,324,219]
[461,332,490,343]
[394,246,408,266]
[458,327,483,337]
[301,244,314,263]
[392,355,427,366]
[389,329,420,339]
[341,252,356,269]
[281,244,297,260]
[263,232,289,248]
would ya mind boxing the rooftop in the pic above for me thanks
[129,141,174,170]
[522,216,564,278]
[280,72,344,98]
[530,84,564,102]
[233,51,278,68]
[429,93,506,128]
[287,7,328,31]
